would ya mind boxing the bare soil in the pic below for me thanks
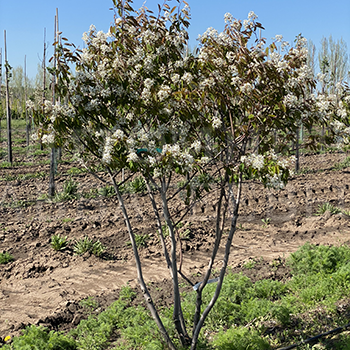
[1,150,350,340]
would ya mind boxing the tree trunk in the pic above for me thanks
[191,175,243,350]
[193,176,228,333]
[160,178,190,346]
[108,168,177,350]
[145,177,172,272]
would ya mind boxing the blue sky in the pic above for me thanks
[1,0,349,80]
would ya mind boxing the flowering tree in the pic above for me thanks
[32,1,349,349]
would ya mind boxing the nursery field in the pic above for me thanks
[1,123,350,349]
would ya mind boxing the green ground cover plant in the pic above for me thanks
[80,297,100,310]
[119,176,147,195]
[73,237,105,257]
[0,252,14,264]
[333,156,350,171]
[3,243,350,349]
[316,202,342,216]
[126,234,150,248]
[0,325,76,350]
[38,178,80,202]
[51,234,70,251]
[1,171,47,182]
[98,185,116,197]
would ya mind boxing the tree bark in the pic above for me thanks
[192,175,228,333]
[108,169,177,350]
[191,174,243,350]
[144,177,172,272]
[160,177,190,346]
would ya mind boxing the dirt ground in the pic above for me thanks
[1,151,350,339]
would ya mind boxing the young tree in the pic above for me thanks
[318,36,349,93]
[30,1,350,349]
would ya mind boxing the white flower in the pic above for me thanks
[157,85,172,101]
[153,168,162,178]
[241,153,264,170]
[212,116,222,129]
[148,156,157,166]
[199,156,209,164]
[283,94,298,108]
[127,152,139,162]
[162,144,181,156]
[191,140,201,152]
[113,129,124,140]
[273,34,283,42]
[144,78,154,89]
[266,174,285,189]
[252,154,264,170]
[171,74,180,84]
[248,11,257,20]
[26,100,35,110]
[42,133,55,145]
[200,77,215,89]
[224,12,233,24]
[226,51,235,63]
[241,82,253,94]
[182,72,193,84]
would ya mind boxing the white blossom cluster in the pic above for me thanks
[243,11,257,30]
[330,120,350,147]
[101,129,125,165]
[240,152,295,189]
[241,153,265,170]
[35,1,336,198]
[265,173,285,190]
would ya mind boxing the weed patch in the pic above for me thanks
[0,252,14,264]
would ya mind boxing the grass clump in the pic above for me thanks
[333,156,350,170]
[316,202,342,216]
[67,167,86,175]
[0,252,14,264]
[126,233,150,248]
[120,176,147,194]
[79,297,100,314]
[73,237,105,257]
[51,234,70,251]
[288,242,350,275]
[56,178,79,201]
[38,178,80,202]
[98,185,115,197]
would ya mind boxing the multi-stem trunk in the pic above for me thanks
[108,169,176,350]
[192,176,228,333]
[190,174,243,350]
[144,177,172,272]
[160,177,190,346]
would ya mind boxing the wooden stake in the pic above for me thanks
[0,47,2,143]
[48,12,57,197]
[24,55,29,147]
[4,30,12,164]
[40,28,46,151]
